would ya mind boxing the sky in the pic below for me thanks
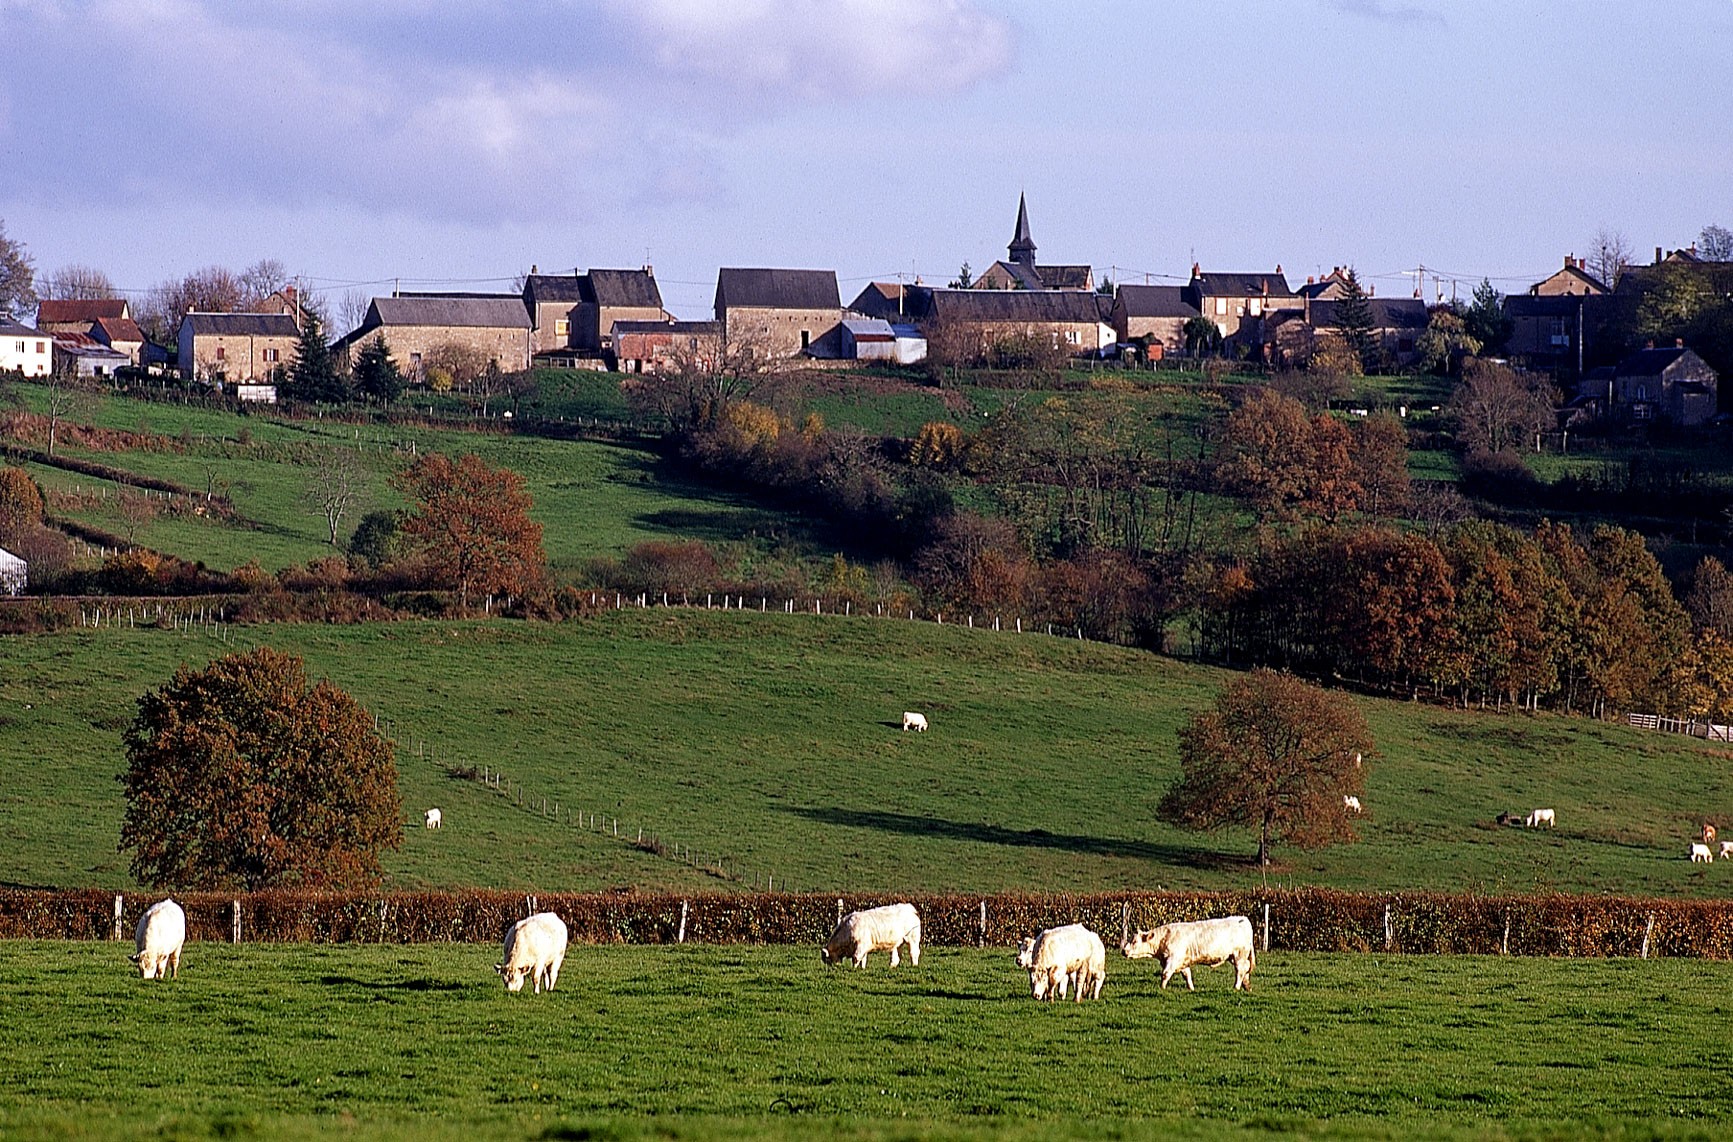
[1,0,1730,322]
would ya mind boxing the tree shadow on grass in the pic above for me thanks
[317,975,469,993]
[780,806,1245,871]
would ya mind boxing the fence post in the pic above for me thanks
[1121,901,1131,948]
[836,898,845,926]
[1262,902,1270,953]
[1502,913,1511,955]
[1642,913,1655,959]
[678,900,689,944]
[378,900,388,944]
[525,895,537,917]
[113,894,124,941]
[231,900,241,944]
[980,900,988,947]
[1383,903,1393,951]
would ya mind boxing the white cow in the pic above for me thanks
[1343,795,1363,814]
[1527,809,1556,829]
[131,898,186,981]
[1691,843,1715,864]
[1015,924,1106,1002]
[1719,841,1733,860]
[902,712,929,733]
[821,903,921,968]
[1122,916,1256,992]
[424,808,443,829]
[496,912,568,993]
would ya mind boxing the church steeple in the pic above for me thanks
[1008,192,1036,268]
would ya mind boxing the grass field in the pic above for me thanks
[3,942,1730,1141]
[5,610,1731,898]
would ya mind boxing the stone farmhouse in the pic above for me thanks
[176,312,300,382]
[1,314,52,376]
[714,268,842,358]
[1110,285,1200,358]
[36,298,148,367]
[613,319,722,374]
[523,268,667,361]
[337,295,533,378]
[1184,266,1300,341]
[972,195,1093,291]
[1581,343,1720,428]
[903,286,1115,358]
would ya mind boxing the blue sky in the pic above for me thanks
[1,0,1729,321]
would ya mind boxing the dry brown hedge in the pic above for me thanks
[7,887,1733,957]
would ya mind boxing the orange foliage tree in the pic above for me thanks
[393,452,547,609]
[1216,388,1363,522]
[119,647,402,890]
[1160,669,1373,866]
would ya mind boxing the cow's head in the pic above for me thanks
[1122,926,1166,959]
[1030,964,1063,1001]
[496,962,528,992]
[129,950,155,979]
[1013,937,1036,970]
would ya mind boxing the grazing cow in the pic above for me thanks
[496,912,568,993]
[1343,795,1363,814]
[1692,843,1715,864]
[1706,823,1718,845]
[424,808,442,829]
[901,712,928,732]
[1122,916,1256,992]
[1719,841,1733,860]
[1526,809,1556,829]
[821,903,921,968]
[131,899,186,981]
[1015,925,1106,1002]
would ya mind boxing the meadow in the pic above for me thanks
[3,942,1731,1141]
[4,610,1730,898]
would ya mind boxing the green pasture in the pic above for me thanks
[4,611,1731,898]
[3,942,1731,1141]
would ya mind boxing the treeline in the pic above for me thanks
[7,886,1733,959]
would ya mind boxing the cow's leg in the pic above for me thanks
[907,933,921,967]
[889,945,900,967]
[168,950,180,979]
[1183,967,1196,991]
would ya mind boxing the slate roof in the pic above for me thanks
[612,320,720,336]
[1307,298,1428,330]
[583,269,662,309]
[181,312,302,337]
[37,298,127,325]
[1115,284,1200,319]
[1615,346,1698,377]
[848,282,911,318]
[715,268,840,312]
[0,315,42,336]
[368,297,531,329]
[923,288,1111,325]
[523,274,586,304]
[1192,272,1298,299]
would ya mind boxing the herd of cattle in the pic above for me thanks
[128,899,1256,1000]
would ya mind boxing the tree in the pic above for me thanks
[394,452,546,608]
[118,647,403,890]
[347,509,400,568]
[352,334,404,403]
[1332,268,1378,372]
[0,219,37,316]
[1183,315,1223,357]
[285,311,347,403]
[39,264,117,300]
[1216,388,1362,522]
[306,447,365,547]
[1701,225,1733,262]
[137,266,247,344]
[1460,279,1512,354]
[239,258,289,305]
[0,465,45,543]
[1446,359,1554,456]
[1588,227,1633,293]
[949,262,974,289]
[625,328,780,432]
[1158,669,1372,866]
[1414,306,1482,375]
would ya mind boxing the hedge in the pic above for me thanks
[7,887,1733,958]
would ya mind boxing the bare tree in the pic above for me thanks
[0,218,36,315]
[306,447,366,547]
[43,362,95,457]
[239,259,290,305]
[1447,359,1556,455]
[626,327,780,430]
[39,264,118,300]
[1588,227,1634,291]
[336,289,373,336]
[137,266,246,344]
[1700,224,1733,262]
[116,489,159,544]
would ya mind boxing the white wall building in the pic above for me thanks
[0,546,26,595]
[1,315,52,376]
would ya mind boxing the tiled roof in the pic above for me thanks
[612,320,720,335]
[716,268,840,312]
[36,298,127,325]
[92,316,144,344]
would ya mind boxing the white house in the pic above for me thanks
[1,315,52,376]
[0,546,26,595]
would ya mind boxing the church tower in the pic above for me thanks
[1007,193,1036,270]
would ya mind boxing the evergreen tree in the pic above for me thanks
[353,334,404,403]
[1461,278,1513,354]
[1333,268,1378,373]
[285,312,348,403]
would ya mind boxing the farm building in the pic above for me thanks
[612,320,721,374]
[841,319,896,362]
[336,295,534,379]
[0,314,52,376]
[524,268,667,358]
[1111,284,1201,357]
[52,332,130,378]
[0,545,25,595]
[177,312,301,382]
[714,268,842,358]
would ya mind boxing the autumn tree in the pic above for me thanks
[1686,556,1733,637]
[0,465,45,543]
[394,452,546,608]
[1159,669,1373,866]
[1216,388,1362,522]
[1446,359,1554,456]
[1414,306,1482,375]
[118,647,403,890]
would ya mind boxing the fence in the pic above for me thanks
[10,887,1733,958]
[1628,712,1733,741]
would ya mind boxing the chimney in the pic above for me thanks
[1646,339,1656,349]
[531,264,538,275]
[1657,247,1664,264]
[644,264,654,277]
[1565,254,1574,269]
[1676,338,1685,349]
[1191,262,1201,279]
[1275,263,1283,275]
[1306,275,1316,284]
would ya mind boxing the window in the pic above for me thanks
[35,341,44,353]
[1214,298,1227,316]
[1248,299,1262,316]
[1065,329,1081,345]
[263,348,279,363]
[12,340,20,353]
[215,346,226,360]
[800,330,810,349]
[554,319,569,337]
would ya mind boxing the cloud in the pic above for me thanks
[0,0,1013,226]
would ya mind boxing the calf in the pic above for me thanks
[496,912,568,993]
[1123,916,1256,992]
[1015,925,1106,1002]
[902,712,928,732]
[1343,795,1363,814]
[821,903,921,968]
[1692,843,1715,864]
[1719,841,1733,860]
[131,898,186,981]
[1527,808,1556,829]
[424,808,442,829]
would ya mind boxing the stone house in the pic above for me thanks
[1110,285,1200,357]
[0,315,52,376]
[714,268,842,358]
[612,320,722,374]
[1297,268,1355,302]
[971,195,1093,291]
[337,296,533,379]
[523,268,666,358]
[176,312,300,382]
[89,315,146,366]
[1270,296,1429,368]
[1184,267,1300,339]
[911,287,1115,360]
[1600,343,1719,427]
[1530,256,1608,296]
